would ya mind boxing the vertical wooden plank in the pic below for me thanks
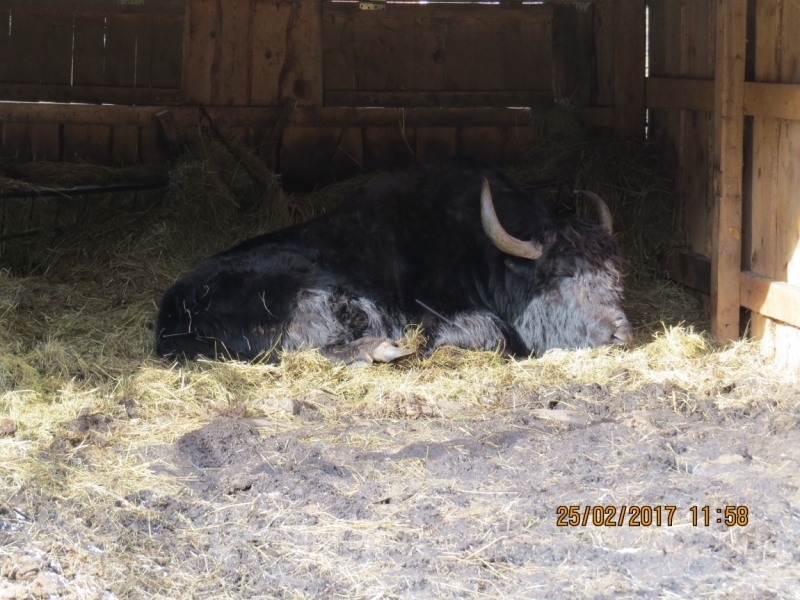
[112,125,140,166]
[139,124,165,162]
[73,15,107,86]
[28,124,60,162]
[383,18,415,91]
[252,1,292,104]
[135,15,154,89]
[503,15,552,94]
[39,13,74,85]
[0,123,29,160]
[150,15,183,89]
[6,10,44,84]
[413,17,446,91]
[353,17,386,90]
[63,125,112,165]
[416,127,457,160]
[710,0,746,341]
[473,18,504,91]
[363,126,415,171]
[458,127,507,164]
[0,9,11,84]
[278,0,324,105]
[105,14,138,87]
[552,4,593,104]
[183,0,219,105]
[217,0,251,105]
[593,0,615,106]
[614,0,646,138]
[322,8,355,92]
[778,0,800,290]
[445,18,476,91]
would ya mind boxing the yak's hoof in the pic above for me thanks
[321,337,415,365]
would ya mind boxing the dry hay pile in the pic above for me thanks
[0,129,797,599]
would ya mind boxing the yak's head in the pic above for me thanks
[481,179,633,356]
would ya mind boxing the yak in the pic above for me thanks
[156,159,632,364]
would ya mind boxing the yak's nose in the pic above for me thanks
[612,317,633,345]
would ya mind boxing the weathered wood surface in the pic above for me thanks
[709,0,746,342]
[614,0,645,137]
[322,3,553,104]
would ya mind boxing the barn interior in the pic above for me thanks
[1,1,800,598]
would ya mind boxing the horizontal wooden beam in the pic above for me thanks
[0,84,183,106]
[663,249,800,330]
[0,103,610,129]
[647,78,800,121]
[740,271,800,330]
[743,82,800,120]
[646,77,714,111]
[0,0,184,15]
[324,90,555,109]
[323,3,554,20]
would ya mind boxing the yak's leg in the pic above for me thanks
[320,337,415,365]
[425,311,509,355]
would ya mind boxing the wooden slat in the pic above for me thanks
[72,15,107,86]
[710,0,746,342]
[134,14,154,88]
[325,4,554,20]
[182,0,219,105]
[614,0,646,138]
[412,17,446,90]
[646,77,714,111]
[458,127,507,164]
[0,84,182,105]
[415,127,457,160]
[592,0,615,106]
[744,82,800,120]
[445,17,476,91]
[353,14,386,90]
[216,0,250,105]
[664,251,800,330]
[38,13,74,85]
[2,0,184,15]
[322,8,355,92]
[383,17,416,91]
[0,123,29,160]
[0,102,581,128]
[27,123,60,161]
[6,10,44,84]
[363,126,415,171]
[62,124,112,164]
[324,90,554,108]
[111,124,139,166]
[281,0,323,105]
[740,274,800,330]
[105,14,138,87]
[251,1,294,105]
[552,3,593,105]
[648,78,800,120]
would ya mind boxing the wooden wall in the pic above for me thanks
[0,0,629,187]
[651,0,800,369]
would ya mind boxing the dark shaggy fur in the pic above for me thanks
[156,159,631,361]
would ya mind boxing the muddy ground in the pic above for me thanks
[2,378,800,599]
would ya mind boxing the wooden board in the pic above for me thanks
[324,90,554,108]
[614,0,646,138]
[105,14,138,87]
[62,124,112,164]
[592,0,615,107]
[216,0,251,105]
[182,0,219,105]
[38,13,75,85]
[322,3,552,103]
[458,127,507,164]
[73,15,107,87]
[27,123,61,161]
[0,123,29,160]
[112,124,139,166]
[710,0,746,342]
[251,1,294,105]
[363,126,415,171]
[415,127,457,161]
[552,4,593,106]
[5,10,45,84]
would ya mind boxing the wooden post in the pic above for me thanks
[614,0,646,138]
[710,0,747,342]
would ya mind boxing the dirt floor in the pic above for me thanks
[2,138,800,599]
